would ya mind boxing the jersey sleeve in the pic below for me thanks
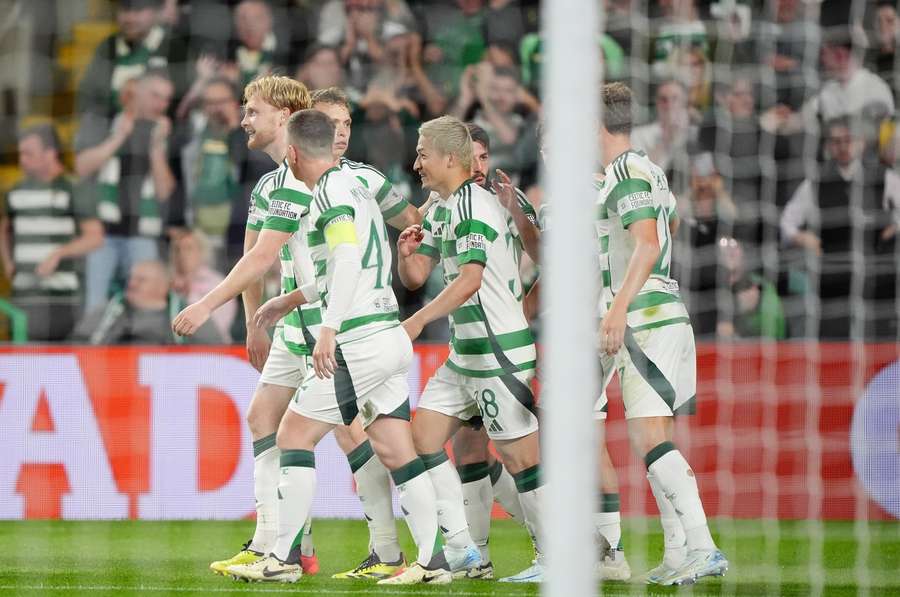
[416,211,440,259]
[453,192,499,266]
[374,177,410,222]
[313,176,358,249]
[263,185,311,234]
[605,166,657,228]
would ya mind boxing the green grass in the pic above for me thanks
[0,519,898,596]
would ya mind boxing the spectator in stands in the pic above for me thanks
[483,0,527,50]
[650,0,708,80]
[453,65,530,181]
[676,152,736,336]
[75,70,176,310]
[76,0,187,121]
[716,237,787,340]
[415,0,486,98]
[72,259,221,345]
[0,125,103,341]
[780,116,900,339]
[171,229,234,342]
[757,0,820,110]
[229,0,288,88]
[631,79,697,193]
[176,77,242,264]
[296,45,345,94]
[866,0,899,96]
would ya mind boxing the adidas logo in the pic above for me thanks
[488,419,504,433]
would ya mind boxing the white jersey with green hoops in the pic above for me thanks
[596,149,688,331]
[417,180,535,377]
[339,157,410,222]
[304,166,400,343]
[246,162,322,355]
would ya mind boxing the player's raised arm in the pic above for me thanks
[396,224,436,290]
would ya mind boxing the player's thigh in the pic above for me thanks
[417,364,480,424]
[451,425,491,466]
[344,326,415,428]
[619,324,693,420]
[467,369,539,442]
[592,352,618,421]
[492,430,539,475]
[276,408,335,452]
[258,333,308,389]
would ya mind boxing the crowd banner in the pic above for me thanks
[0,343,897,521]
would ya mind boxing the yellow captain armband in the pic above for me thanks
[324,217,358,249]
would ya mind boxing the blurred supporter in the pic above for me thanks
[72,259,222,345]
[415,0,486,98]
[296,44,346,93]
[175,77,242,263]
[650,0,709,80]
[757,0,821,110]
[229,0,289,88]
[483,0,527,49]
[716,237,787,340]
[866,0,899,95]
[75,70,176,310]
[171,229,234,342]
[631,79,697,193]
[519,32,627,93]
[676,152,736,336]
[780,116,900,339]
[76,0,188,121]
[452,64,532,181]
[0,125,103,341]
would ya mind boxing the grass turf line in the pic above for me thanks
[0,519,898,596]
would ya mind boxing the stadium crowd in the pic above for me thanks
[1,0,899,344]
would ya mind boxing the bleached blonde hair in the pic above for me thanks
[418,115,473,171]
[243,75,311,113]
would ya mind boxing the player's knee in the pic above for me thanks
[332,424,358,455]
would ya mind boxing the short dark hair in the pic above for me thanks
[18,123,61,153]
[824,115,852,137]
[311,86,351,112]
[287,109,335,158]
[602,82,633,135]
[466,123,490,151]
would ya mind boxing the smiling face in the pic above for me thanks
[240,94,285,150]
[313,101,352,158]
[414,134,447,193]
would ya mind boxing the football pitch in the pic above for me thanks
[0,519,898,596]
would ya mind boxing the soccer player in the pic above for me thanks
[397,116,544,583]
[228,109,450,584]
[593,82,727,585]
[171,75,320,576]
[494,125,634,581]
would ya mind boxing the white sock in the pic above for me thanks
[300,515,315,557]
[490,460,525,523]
[647,445,716,552]
[458,462,493,562]
[594,514,622,551]
[350,441,401,562]
[647,468,687,567]
[422,451,475,550]
[513,465,544,555]
[392,458,445,568]
[249,434,279,553]
[273,450,317,563]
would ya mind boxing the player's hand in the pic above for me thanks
[600,306,626,356]
[35,252,61,277]
[491,169,516,212]
[245,324,271,373]
[172,302,212,337]
[402,315,424,342]
[397,224,424,257]
[254,295,293,330]
[313,326,338,379]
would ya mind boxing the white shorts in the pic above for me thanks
[259,332,310,388]
[289,325,413,428]
[593,322,696,420]
[418,363,539,441]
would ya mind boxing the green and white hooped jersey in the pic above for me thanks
[418,180,536,377]
[339,157,410,223]
[247,162,322,355]
[596,150,688,331]
[305,167,400,343]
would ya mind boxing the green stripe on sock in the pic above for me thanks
[280,449,315,468]
[391,458,426,485]
[644,441,676,470]
[600,492,621,513]
[513,464,541,493]
[488,460,503,485]
[346,440,375,474]
[419,449,449,471]
[252,433,276,457]
[457,461,490,483]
